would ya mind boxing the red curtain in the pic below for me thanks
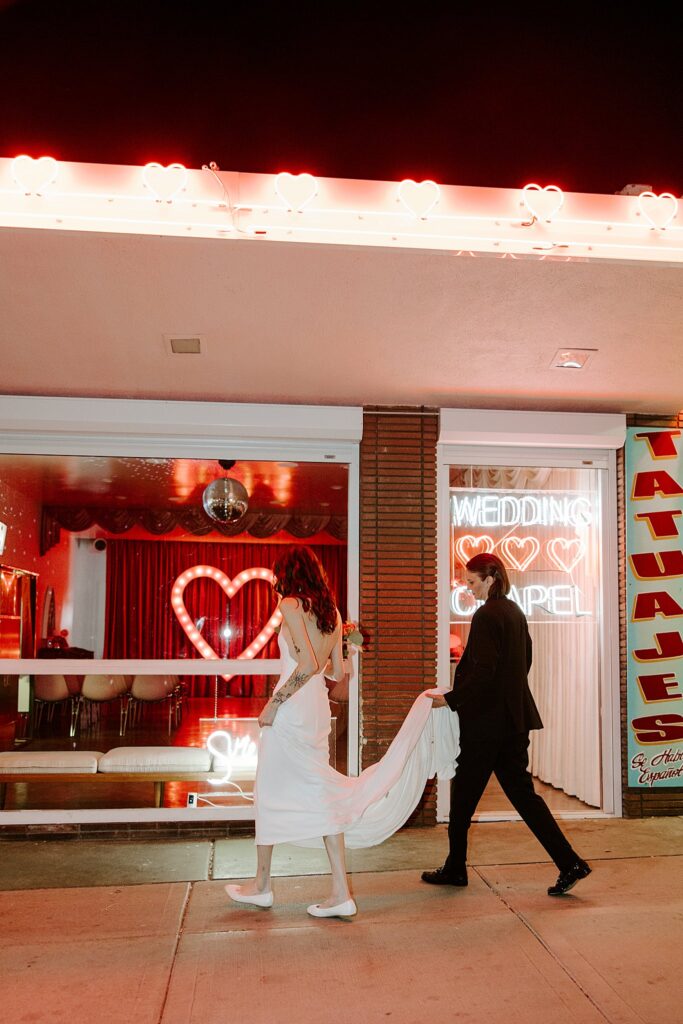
[104,540,347,697]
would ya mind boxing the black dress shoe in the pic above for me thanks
[547,858,591,896]
[421,867,468,887]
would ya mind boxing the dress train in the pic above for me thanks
[254,636,460,849]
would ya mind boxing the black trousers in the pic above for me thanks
[445,730,577,874]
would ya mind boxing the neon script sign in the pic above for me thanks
[206,730,259,784]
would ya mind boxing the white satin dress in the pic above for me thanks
[254,634,460,849]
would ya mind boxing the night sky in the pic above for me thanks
[1,1,681,195]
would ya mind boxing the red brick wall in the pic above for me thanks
[621,411,683,817]
[359,408,438,825]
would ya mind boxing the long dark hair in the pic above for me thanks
[466,552,510,599]
[272,547,338,634]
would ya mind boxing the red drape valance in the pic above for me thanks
[104,540,347,697]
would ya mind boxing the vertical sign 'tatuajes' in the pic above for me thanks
[627,428,683,787]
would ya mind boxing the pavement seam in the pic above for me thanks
[157,881,193,1024]
[473,866,614,1023]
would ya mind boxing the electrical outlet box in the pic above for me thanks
[186,792,198,808]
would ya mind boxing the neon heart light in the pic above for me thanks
[546,538,585,574]
[637,191,679,231]
[142,162,188,201]
[522,183,564,223]
[454,535,495,566]
[500,536,540,572]
[171,565,282,681]
[11,154,59,194]
[398,178,441,219]
[275,172,318,211]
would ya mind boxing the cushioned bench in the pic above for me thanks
[0,747,218,809]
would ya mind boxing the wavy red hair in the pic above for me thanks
[272,546,338,634]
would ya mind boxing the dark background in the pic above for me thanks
[1,0,681,194]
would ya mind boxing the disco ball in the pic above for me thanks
[202,477,249,523]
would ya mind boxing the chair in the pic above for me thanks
[33,674,80,737]
[75,674,129,736]
[122,675,181,736]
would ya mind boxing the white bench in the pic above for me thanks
[0,746,219,809]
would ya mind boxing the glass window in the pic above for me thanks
[0,454,349,810]
[449,463,604,810]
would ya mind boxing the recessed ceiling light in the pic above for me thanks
[165,334,204,355]
[550,348,597,370]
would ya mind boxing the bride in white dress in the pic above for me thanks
[225,547,459,919]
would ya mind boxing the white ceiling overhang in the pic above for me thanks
[1,158,681,415]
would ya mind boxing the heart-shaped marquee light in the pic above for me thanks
[546,537,586,574]
[11,154,59,194]
[171,566,283,682]
[522,183,564,224]
[275,171,318,211]
[453,535,495,567]
[142,162,188,201]
[500,536,541,572]
[637,191,679,231]
[398,178,441,219]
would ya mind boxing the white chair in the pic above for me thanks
[122,675,180,736]
[33,674,80,737]
[75,674,129,735]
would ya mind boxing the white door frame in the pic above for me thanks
[0,395,361,825]
[436,409,625,822]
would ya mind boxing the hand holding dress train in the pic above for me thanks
[254,633,460,849]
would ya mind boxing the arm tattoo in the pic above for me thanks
[270,668,312,707]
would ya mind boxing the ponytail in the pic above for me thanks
[466,552,510,598]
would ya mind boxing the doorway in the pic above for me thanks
[437,416,623,821]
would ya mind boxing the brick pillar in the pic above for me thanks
[359,407,438,825]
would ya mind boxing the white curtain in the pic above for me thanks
[527,468,601,806]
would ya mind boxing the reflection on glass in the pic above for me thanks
[0,673,342,810]
[449,464,603,809]
[0,453,349,809]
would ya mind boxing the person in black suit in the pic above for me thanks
[423,553,591,896]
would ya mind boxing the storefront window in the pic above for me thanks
[0,453,349,811]
[449,464,604,810]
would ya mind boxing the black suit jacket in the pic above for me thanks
[445,596,543,740]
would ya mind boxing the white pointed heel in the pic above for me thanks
[225,884,273,908]
[307,898,357,918]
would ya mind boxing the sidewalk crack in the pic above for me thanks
[157,881,192,1023]
[474,867,616,1024]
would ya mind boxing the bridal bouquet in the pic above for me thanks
[342,621,364,658]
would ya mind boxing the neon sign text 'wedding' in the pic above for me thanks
[451,493,593,528]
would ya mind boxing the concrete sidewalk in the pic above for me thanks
[1,818,681,1023]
